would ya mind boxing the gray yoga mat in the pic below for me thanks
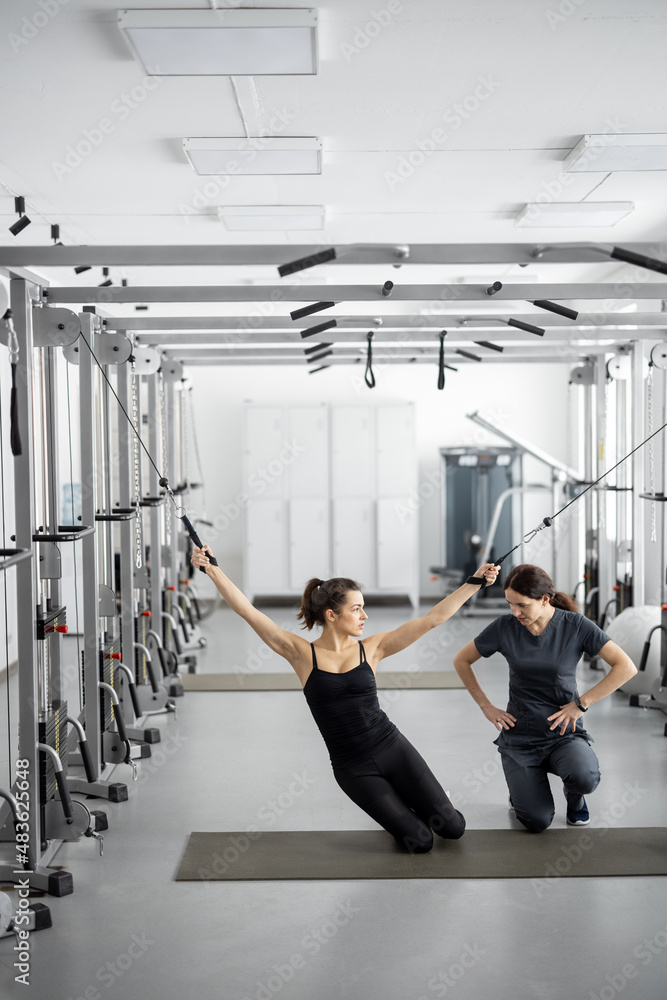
[175,827,667,881]
[181,670,464,691]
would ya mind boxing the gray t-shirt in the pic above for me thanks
[474,608,611,750]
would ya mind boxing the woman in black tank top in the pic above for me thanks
[191,545,498,853]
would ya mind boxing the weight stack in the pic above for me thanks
[38,701,68,802]
[99,640,118,730]
[134,610,151,685]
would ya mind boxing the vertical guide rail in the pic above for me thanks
[79,313,102,779]
[6,278,40,873]
[166,377,178,591]
[595,359,613,619]
[116,360,136,710]
[582,372,594,615]
[632,342,646,606]
[147,374,163,641]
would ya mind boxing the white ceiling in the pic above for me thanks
[1,0,667,357]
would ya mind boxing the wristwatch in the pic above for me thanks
[466,575,487,588]
[574,696,588,712]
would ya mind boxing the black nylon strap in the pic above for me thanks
[437,332,446,390]
[10,363,22,457]
[364,332,376,388]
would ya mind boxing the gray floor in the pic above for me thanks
[1,600,667,1000]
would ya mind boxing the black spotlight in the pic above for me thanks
[74,265,92,274]
[98,266,113,288]
[51,224,61,244]
[9,197,31,236]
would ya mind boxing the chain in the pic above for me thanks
[648,362,657,542]
[130,364,144,569]
[159,372,171,546]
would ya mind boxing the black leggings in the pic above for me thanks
[333,733,465,853]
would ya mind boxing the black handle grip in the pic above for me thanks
[55,769,74,823]
[79,737,96,784]
[638,640,651,672]
[113,702,129,749]
[610,247,667,275]
[126,677,142,719]
[156,645,170,681]
[180,514,218,573]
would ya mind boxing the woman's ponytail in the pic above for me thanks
[550,590,579,613]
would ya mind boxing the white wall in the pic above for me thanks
[187,359,575,599]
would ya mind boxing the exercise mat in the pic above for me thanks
[180,670,464,691]
[175,827,667,881]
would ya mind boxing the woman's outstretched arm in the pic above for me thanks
[191,545,308,665]
[367,563,500,662]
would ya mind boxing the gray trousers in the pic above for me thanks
[501,737,601,833]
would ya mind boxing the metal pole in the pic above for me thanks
[7,278,40,869]
[631,341,646,606]
[78,313,103,776]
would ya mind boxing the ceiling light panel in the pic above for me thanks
[564,133,667,172]
[183,138,322,176]
[118,9,318,76]
[217,206,325,231]
[515,202,634,228]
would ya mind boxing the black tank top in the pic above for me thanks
[303,641,399,769]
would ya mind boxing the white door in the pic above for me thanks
[245,500,286,594]
[377,405,415,496]
[332,498,375,588]
[330,407,374,498]
[289,498,330,590]
[377,498,416,591]
[244,407,285,498]
[287,405,329,497]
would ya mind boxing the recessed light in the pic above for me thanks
[515,202,634,228]
[118,8,318,76]
[217,206,325,231]
[183,138,321,176]
[564,133,667,172]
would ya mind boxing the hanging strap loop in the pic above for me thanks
[437,331,446,391]
[364,332,376,388]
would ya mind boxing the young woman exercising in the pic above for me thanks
[190,545,498,852]
[453,563,637,832]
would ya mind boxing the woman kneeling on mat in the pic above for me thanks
[191,545,498,853]
[453,563,637,833]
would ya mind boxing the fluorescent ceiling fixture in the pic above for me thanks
[218,206,324,231]
[183,138,321,176]
[117,9,318,76]
[515,202,634,228]
[564,133,667,172]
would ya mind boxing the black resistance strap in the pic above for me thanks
[437,332,446,391]
[364,332,376,388]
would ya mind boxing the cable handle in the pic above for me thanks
[179,511,218,573]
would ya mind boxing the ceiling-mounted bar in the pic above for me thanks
[2,242,667,268]
[174,353,592,367]
[44,283,667,304]
[106,312,667,332]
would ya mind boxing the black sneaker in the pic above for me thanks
[566,796,590,826]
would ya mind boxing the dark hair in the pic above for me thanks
[504,563,579,613]
[297,577,363,630]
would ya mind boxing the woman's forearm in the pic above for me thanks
[579,659,637,709]
[453,658,492,709]
[425,581,485,628]
[205,564,255,619]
